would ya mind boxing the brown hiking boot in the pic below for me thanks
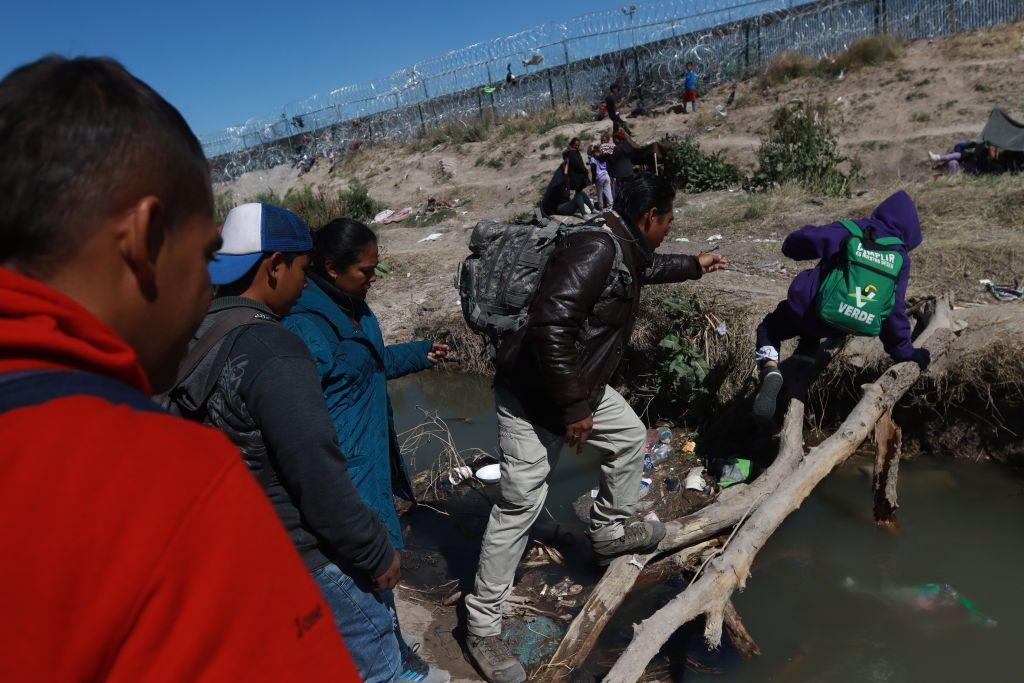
[465,634,526,683]
[591,519,667,566]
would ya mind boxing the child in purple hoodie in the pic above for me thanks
[753,190,931,419]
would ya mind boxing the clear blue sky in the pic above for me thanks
[0,0,618,137]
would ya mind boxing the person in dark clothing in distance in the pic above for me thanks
[563,137,591,191]
[604,83,631,135]
[540,157,595,217]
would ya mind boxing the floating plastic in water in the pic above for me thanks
[475,463,501,483]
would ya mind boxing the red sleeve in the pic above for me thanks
[104,449,360,683]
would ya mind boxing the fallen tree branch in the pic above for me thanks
[723,601,761,659]
[537,348,834,681]
[872,409,902,529]
[604,299,957,682]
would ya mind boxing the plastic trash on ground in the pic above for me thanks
[719,458,751,488]
[418,232,444,243]
[502,616,565,667]
[684,466,707,491]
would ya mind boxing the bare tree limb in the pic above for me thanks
[604,300,957,682]
[872,409,902,529]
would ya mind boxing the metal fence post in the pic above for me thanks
[548,74,556,109]
[417,103,426,136]
[744,20,751,73]
[562,41,572,106]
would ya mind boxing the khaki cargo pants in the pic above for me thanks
[465,384,646,636]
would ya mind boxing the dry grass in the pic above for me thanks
[818,35,903,76]
[761,51,817,87]
[947,21,1024,60]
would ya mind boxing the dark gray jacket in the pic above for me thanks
[165,296,395,579]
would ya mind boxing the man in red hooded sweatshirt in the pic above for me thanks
[0,57,359,681]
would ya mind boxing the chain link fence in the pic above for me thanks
[203,0,1023,182]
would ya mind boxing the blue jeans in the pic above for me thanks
[313,562,410,683]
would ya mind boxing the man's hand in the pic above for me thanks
[427,342,450,364]
[565,415,594,454]
[373,551,401,592]
[698,251,728,273]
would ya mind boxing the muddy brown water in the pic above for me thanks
[391,371,1024,681]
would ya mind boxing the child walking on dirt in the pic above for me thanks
[682,62,698,113]
[589,135,613,210]
[752,191,931,420]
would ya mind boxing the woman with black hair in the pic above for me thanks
[283,218,449,683]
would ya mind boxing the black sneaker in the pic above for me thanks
[591,519,667,566]
[753,366,784,420]
[465,634,526,683]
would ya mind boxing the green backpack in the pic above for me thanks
[815,220,904,337]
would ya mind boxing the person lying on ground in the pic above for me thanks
[283,218,451,683]
[682,61,699,113]
[540,158,595,218]
[0,57,359,681]
[752,190,930,421]
[604,82,631,135]
[463,173,727,683]
[162,202,398,681]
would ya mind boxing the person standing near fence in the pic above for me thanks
[682,61,699,113]
[604,83,630,135]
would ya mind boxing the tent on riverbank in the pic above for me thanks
[980,107,1024,152]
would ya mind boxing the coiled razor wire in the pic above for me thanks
[202,0,1024,183]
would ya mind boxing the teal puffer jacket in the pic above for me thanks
[284,275,433,549]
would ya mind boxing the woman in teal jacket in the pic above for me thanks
[283,218,448,680]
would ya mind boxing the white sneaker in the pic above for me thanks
[928,152,941,162]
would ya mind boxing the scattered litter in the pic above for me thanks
[707,234,723,242]
[482,86,497,94]
[751,238,780,243]
[715,321,728,336]
[377,207,414,224]
[719,458,751,488]
[590,488,599,499]
[640,477,653,497]
[843,578,997,628]
[502,616,565,667]
[979,279,1023,301]
[644,511,661,523]
[674,237,690,242]
[715,104,727,117]
[681,441,697,454]
[658,427,673,444]
[835,96,844,104]
[447,465,473,485]
[836,69,845,81]
[418,232,444,243]
[684,466,707,491]
[522,54,544,67]
[649,443,673,465]
[664,477,681,492]
[372,208,394,223]
[374,262,392,277]
[475,463,501,483]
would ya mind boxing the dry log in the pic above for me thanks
[604,301,956,682]
[537,350,833,681]
[723,601,762,658]
[872,409,902,529]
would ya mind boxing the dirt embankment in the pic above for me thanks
[216,23,1024,463]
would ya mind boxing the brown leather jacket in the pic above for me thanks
[495,212,702,433]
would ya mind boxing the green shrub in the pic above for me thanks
[746,101,862,197]
[912,111,932,123]
[817,35,902,76]
[662,139,743,193]
[213,191,235,225]
[761,51,816,87]
[551,133,569,150]
[653,296,712,404]
[340,181,383,223]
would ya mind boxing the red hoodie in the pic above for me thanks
[0,268,359,682]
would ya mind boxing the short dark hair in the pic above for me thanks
[569,137,580,147]
[312,218,377,277]
[686,61,694,68]
[614,172,676,226]
[610,83,619,92]
[0,56,211,274]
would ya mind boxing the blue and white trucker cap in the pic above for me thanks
[208,203,313,285]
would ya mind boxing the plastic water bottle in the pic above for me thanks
[650,443,672,464]
[658,427,673,444]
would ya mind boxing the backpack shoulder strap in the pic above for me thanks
[0,370,161,415]
[174,307,276,387]
[839,219,863,237]
[875,236,905,247]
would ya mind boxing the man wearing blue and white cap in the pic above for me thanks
[165,203,406,682]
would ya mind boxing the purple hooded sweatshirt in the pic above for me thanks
[779,190,923,361]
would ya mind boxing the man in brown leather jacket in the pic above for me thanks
[464,173,727,682]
